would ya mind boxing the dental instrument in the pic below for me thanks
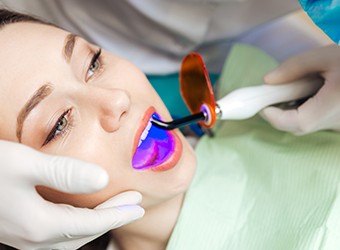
[151,52,323,130]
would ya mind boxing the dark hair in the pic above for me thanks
[0,8,111,250]
[0,8,50,28]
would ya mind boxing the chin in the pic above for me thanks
[143,136,197,208]
[166,136,197,197]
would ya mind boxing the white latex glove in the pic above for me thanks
[0,140,144,250]
[261,45,340,135]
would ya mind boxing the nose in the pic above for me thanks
[90,87,131,132]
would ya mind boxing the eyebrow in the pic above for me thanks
[63,33,78,62]
[16,84,53,142]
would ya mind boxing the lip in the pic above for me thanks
[132,107,183,172]
[132,106,156,156]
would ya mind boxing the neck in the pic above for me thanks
[111,193,184,250]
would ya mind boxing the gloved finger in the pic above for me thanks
[47,231,108,250]
[264,45,338,84]
[46,192,142,250]
[261,86,329,135]
[52,202,144,237]
[33,154,109,194]
[95,191,142,209]
[261,99,321,136]
[260,107,302,134]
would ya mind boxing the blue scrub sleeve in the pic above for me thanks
[299,0,340,44]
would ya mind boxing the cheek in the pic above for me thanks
[37,135,134,208]
[36,164,132,209]
[102,58,161,105]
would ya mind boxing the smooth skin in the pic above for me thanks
[0,22,196,249]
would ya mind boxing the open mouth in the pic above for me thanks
[132,112,181,171]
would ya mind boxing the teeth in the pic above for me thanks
[146,121,152,131]
[141,129,149,140]
[138,121,152,147]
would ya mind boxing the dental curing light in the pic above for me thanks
[151,52,323,130]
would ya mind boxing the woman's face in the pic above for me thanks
[0,22,196,208]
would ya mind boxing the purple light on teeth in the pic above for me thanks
[132,113,175,170]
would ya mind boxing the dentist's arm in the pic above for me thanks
[261,45,340,135]
[0,140,144,250]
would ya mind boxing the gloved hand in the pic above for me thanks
[261,45,340,135]
[0,140,144,250]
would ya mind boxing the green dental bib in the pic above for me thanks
[166,44,340,250]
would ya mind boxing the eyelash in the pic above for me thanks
[42,108,74,147]
[86,48,102,82]
[42,48,102,147]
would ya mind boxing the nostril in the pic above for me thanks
[119,111,128,121]
[100,115,120,133]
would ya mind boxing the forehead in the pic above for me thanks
[0,22,67,140]
[0,22,66,81]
